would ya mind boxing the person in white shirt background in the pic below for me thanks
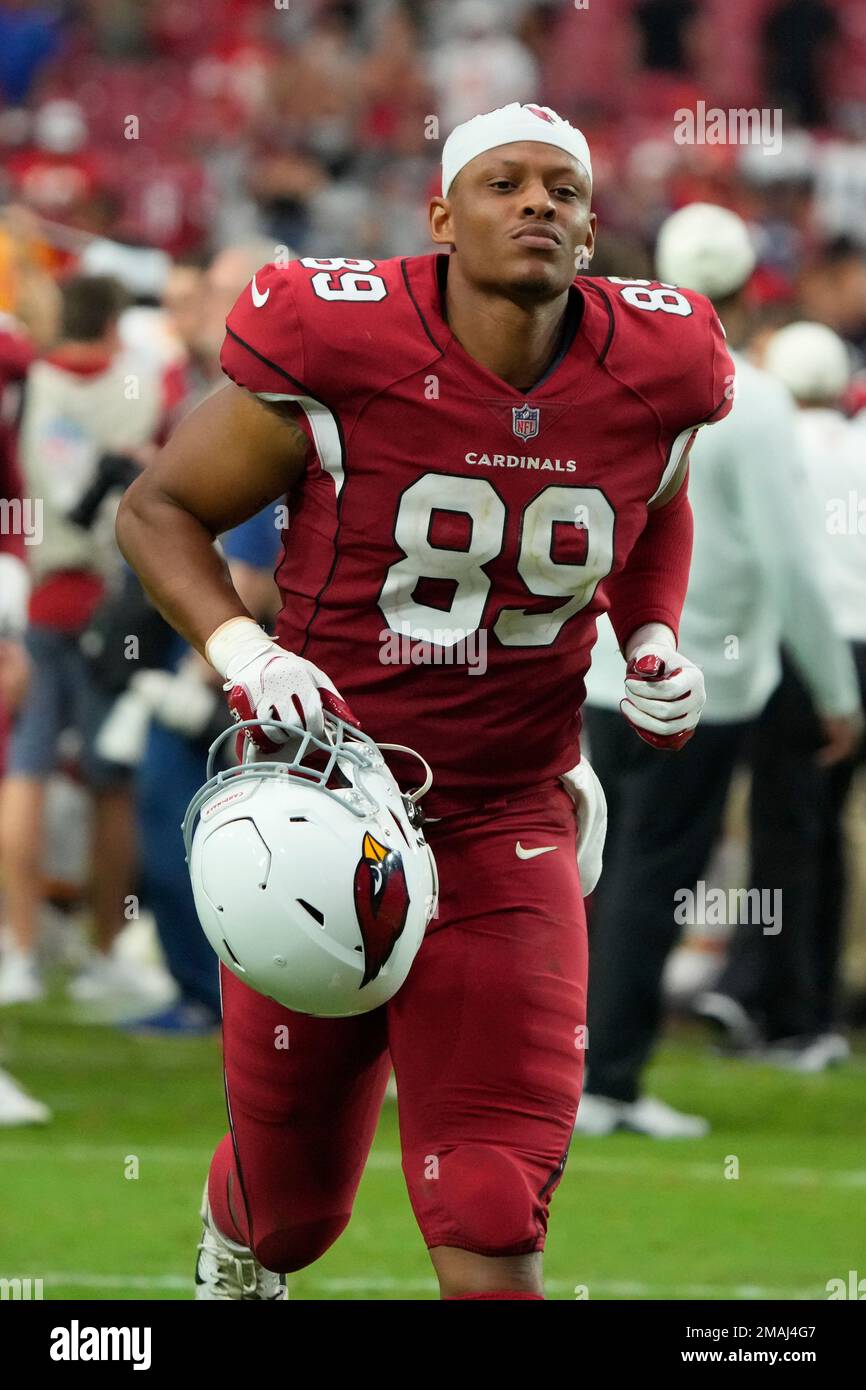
[577,204,863,1140]
[728,320,866,1056]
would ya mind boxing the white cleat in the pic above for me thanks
[195,1183,287,1300]
[0,1068,51,1126]
[621,1096,710,1139]
[573,1092,710,1139]
[694,991,761,1053]
[760,1033,850,1074]
[68,950,175,1009]
[0,950,45,1006]
[572,1092,625,1136]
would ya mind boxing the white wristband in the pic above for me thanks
[205,616,277,681]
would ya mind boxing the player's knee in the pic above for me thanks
[420,1143,540,1256]
[252,1213,349,1274]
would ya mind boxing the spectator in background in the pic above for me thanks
[160,256,212,416]
[6,100,103,228]
[128,244,280,425]
[710,321,866,1058]
[763,0,839,128]
[797,238,866,356]
[428,0,538,134]
[633,0,698,74]
[0,1,64,105]
[293,0,363,172]
[0,307,50,1123]
[0,307,35,745]
[124,505,281,1033]
[249,2,367,250]
[0,274,168,1008]
[578,206,862,1138]
[361,0,432,153]
[193,240,282,392]
[247,148,327,255]
[100,242,282,1033]
[515,2,562,71]
[0,207,63,349]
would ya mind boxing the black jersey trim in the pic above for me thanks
[538,1146,569,1200]
[578,279,616,364]
[419,253,591,395]
[401,258,444,354]
[224,325,316,398]
[526,285,584,395]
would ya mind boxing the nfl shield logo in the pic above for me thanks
[512,403,540,440]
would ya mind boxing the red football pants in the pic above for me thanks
[209,781,587,1271]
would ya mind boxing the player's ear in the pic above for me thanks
[583,213,597,262]
[430,197,455,246]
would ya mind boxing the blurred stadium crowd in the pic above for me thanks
[0,0,865,1133]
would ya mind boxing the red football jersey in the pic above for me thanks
[221,254,733,814]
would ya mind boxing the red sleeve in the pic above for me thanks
[648,283,735,434]
[220,261,309,397]
[650,284,735,435]
[602,472,694,652]
[694,296,735,429]
[600,279,735,440]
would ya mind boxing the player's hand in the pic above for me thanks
[560,756,607,896]
[620,642,706,751]
[817,711,864,767]
[206,618,360,753]
[227,645,360,752]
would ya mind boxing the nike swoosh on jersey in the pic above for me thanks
[515,842,558,860]
[251,275,270,308]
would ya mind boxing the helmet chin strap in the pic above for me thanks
[207,715,435,822]
[376,743,433,803]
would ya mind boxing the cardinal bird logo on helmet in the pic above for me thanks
[353,832,410,987]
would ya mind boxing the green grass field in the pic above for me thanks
[2,1001,864,1301]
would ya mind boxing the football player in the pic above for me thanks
[117,102,733,1300]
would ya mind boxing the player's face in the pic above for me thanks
[430,142,596,300]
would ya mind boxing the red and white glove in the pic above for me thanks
[206,617,359,754]
[620,642,706,751]
[559,756,607,896]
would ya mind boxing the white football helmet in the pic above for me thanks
[183,717,438,1017]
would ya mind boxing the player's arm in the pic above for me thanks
[603,476,705,750]
[116,384,305,650]
[737,388,862,764]
[117,384,357,749]
[600,292,732,749]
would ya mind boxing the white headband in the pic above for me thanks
[442,103,593,198]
